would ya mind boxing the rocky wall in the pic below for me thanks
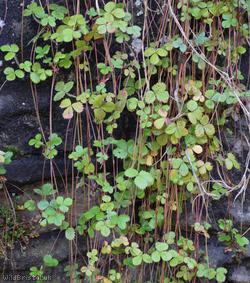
[0,1,249,282]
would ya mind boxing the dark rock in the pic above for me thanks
[0,81,74,185]
[1,230,68,271]
[228,264,250,283]
[231,200,250,229]
[0,230,86,283]
[207,240,234,267]
[5,156,65,185]
[0,0,249,281]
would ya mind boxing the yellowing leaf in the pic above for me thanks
[94,108,106,121]
[63,106,74,119]
[72,102,83,113]
[60,98,71,108]
[156,134,168,146]
[146,155,153,166]
[154,118,165,129]
[195,124,205,137]
[192,145,203,154]
[204,124,215,136]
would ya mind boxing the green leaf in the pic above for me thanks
[187,100,198,112]
[30,72,40,84]
[144,91,156,104]
[116,215,129,230]
[134,175,148,190]
[97,25,107,34]
[113,8,125,19]
[142,254,152,263]
[157,48,168,57]
[152,82,169,103]
[101,226,110,237]
[5,52,15,61]
[207,268,217,280]
[15,69,25,78]
[195,32,209,45]
[54,81,74,101]
[172,158,182,169]
[50,133,62,145]
[0,167,6,175]
[204,124,215,136]
[225,158,233,170]
[127,25,141,37]
[170,256,182,267]
[37,200,49,211]
[161,251,174,262]
[43,255,59,267]
[4,67,16,81]
[125,168,138,178]
[155,242,168,252]
[84,206,100,220]
[104,2,116,13]
[165,123,176,135]
[151,251,161,262]
[64,81,74,92]
[54,91,66,101]
[24,200,36,211]
[127,98,138,111]
[150,53,160,65]
[191,7,201,19]
[144,47,155,57]
[164,231,175,244]
[65,227,75,240]
[179,163,189,176]
[102,102,115,113]
[35,183,54,196]
[235,234,249,247]
[62,28,74,42]
[216,267,227,283]
[132,255,142,266]
[0,45,11,52]
[238,235,249,247]
[205,100,215,109]
[140,170,154,186]
[64,197,73,206]
[56,196,64,205]
[198,59,206,70]
[156,91,169,103]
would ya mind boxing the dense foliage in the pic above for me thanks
[0,0,250,282]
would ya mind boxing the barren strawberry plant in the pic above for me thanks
[0,0,250,282]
